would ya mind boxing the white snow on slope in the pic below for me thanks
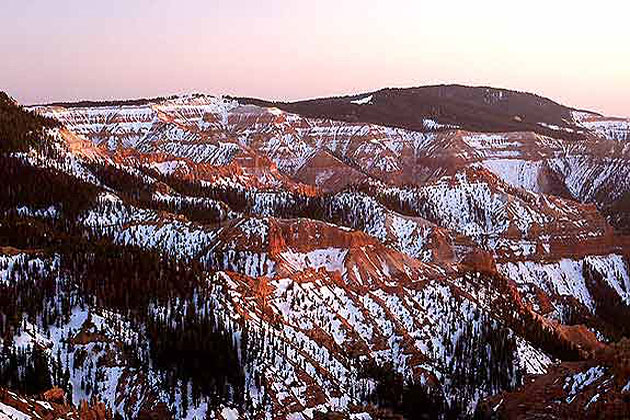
[573,111,630,141]
[481,159,542,192]
[498,254,630,313]
[564,366,606,404]
[462,134,521,150]
[149,160,187,175]
[350,95,373,105]
[280,248,348,274]
[0,401,31,420]
[0,253,58,285]
[81,192,219,261]
[515,337,553,375]
[422,118,458,131]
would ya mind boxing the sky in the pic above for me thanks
[2,0,629,116]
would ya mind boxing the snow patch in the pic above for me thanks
[350,95,373,105]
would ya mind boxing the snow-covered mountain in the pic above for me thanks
[1,86,630,419]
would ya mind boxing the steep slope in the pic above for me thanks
[0,387,113,420]
[481,339,630,419]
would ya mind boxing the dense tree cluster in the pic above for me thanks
[0,92,59,153]
[358,361,448,419]
[605,191,630,234]
[355,307,521,419]
[0,345,55,395]
[0,156,100,219]
[146,298,246,410]
[584,263,630,340]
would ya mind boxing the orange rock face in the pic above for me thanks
[0,388,113,420]
[43,387,65,404]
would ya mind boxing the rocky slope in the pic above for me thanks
[480,339,630,418]
[1,86,629,418]
[0,387,113,420]
[38,89,630,232]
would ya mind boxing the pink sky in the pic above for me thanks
[2,0,629,116]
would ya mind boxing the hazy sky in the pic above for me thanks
[2,0,629,115]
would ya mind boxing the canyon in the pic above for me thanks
[1,85,629,419]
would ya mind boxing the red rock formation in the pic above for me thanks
[0,388,113,420]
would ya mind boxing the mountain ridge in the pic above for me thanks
[29,84,622,145]
[31,84,606,117]
[235,83,602,115]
